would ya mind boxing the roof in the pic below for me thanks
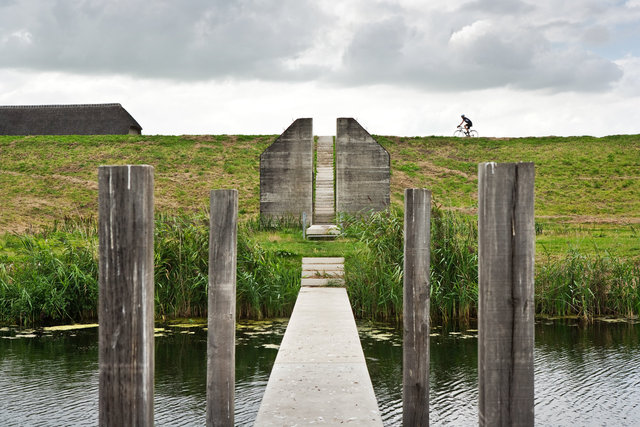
[0,103,142,135]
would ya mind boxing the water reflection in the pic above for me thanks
[0,320,287,426]
[0,328,99,426]
[534,320,640,426]
[1,319,639,426]
[358,320,640,426]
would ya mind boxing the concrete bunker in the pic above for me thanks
[259,118,314,220]
[260,118,390,226]
[336,117,390,216]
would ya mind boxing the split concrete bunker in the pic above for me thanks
[259,118,390,226]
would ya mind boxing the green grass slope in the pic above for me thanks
[1,133,639,258]
[380,134,640,220]
[0,134,273,233]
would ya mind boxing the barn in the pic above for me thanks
[0,103,142,135]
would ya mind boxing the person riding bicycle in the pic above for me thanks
[459,114,473,133]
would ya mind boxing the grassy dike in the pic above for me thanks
[1,133,639,326]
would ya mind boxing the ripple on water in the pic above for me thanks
[2,321,640,425]
[534,345,640,425]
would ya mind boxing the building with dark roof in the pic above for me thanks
[0,103,142,135]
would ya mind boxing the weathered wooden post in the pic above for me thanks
[302,211,307,239]
[478,162,535,426]
[403,188,431,426]
[206,189,238,427]
[98,165,155,426]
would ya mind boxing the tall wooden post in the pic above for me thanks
[206,190,238,427]
[98,165,155,426]
[403,188,431,426]
[478,162,535,426]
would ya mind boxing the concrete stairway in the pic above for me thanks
[301,257,344,287]
[314,136,335,224]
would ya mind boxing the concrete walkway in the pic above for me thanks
[254,286,383,426]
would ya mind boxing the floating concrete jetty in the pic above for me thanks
[255,258,382,426]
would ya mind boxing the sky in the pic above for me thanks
[1,0,639,137]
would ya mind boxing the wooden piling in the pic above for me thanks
[206,190,238,427]
[403,188,431,426]
[98,165,155,426]
[478,162,535,426]
[302,211,307,239]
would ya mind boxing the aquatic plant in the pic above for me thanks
[340,207,405,322]
[154,212,210,318]
[341,205,479,323]
[341,206,640,323]
[0,213,301,326]
[536,250,640,319]
[429,207,478,323]
[1,209,638,327]
[0,233,98,326]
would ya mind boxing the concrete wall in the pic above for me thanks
[260,118,313,220]
[336,118,390,215]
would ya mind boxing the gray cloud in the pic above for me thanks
[466,0,535,14]
[0,0,630,93]
[334,3,623,92]
[0,0,327,80]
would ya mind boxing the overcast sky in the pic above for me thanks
[1,0,639,136]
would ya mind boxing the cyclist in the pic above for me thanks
[459,114,473,134]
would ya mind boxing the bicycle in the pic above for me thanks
[454,125,478,137]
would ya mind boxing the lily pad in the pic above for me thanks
[43,324,98,331]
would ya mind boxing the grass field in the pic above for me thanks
[1,133,638,259]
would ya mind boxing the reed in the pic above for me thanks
[536,250,640,319]
[341,208,405,322]
[429,206,478,323]
[0,232,98,326]
[342,206,640,323]
[341,205,479,323]
[2,210,638,326]
[152,213,302,320]
[154,212,209,318]
[236,226,300,319]
[0,213,302,326]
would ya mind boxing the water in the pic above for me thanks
[1,320,639,426]
[0,321,287,426]
[359,320,640,426]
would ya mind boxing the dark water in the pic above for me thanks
[1,320,640,426]
[360,320,640,426]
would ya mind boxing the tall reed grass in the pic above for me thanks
[429,206,478,322]
[154,213,209,318]
[340,208,404,322]
[0,214,301,326]
[341,206,639,323]
[2,210,638,327]
[536,250,640,319]
[340,206,479,323]
[0,231,98,326]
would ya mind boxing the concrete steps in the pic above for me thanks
[313,136,335,225]
[301,257,344,287]
[305,224,340,240]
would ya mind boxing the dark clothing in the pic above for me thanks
[463,117,472,127]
